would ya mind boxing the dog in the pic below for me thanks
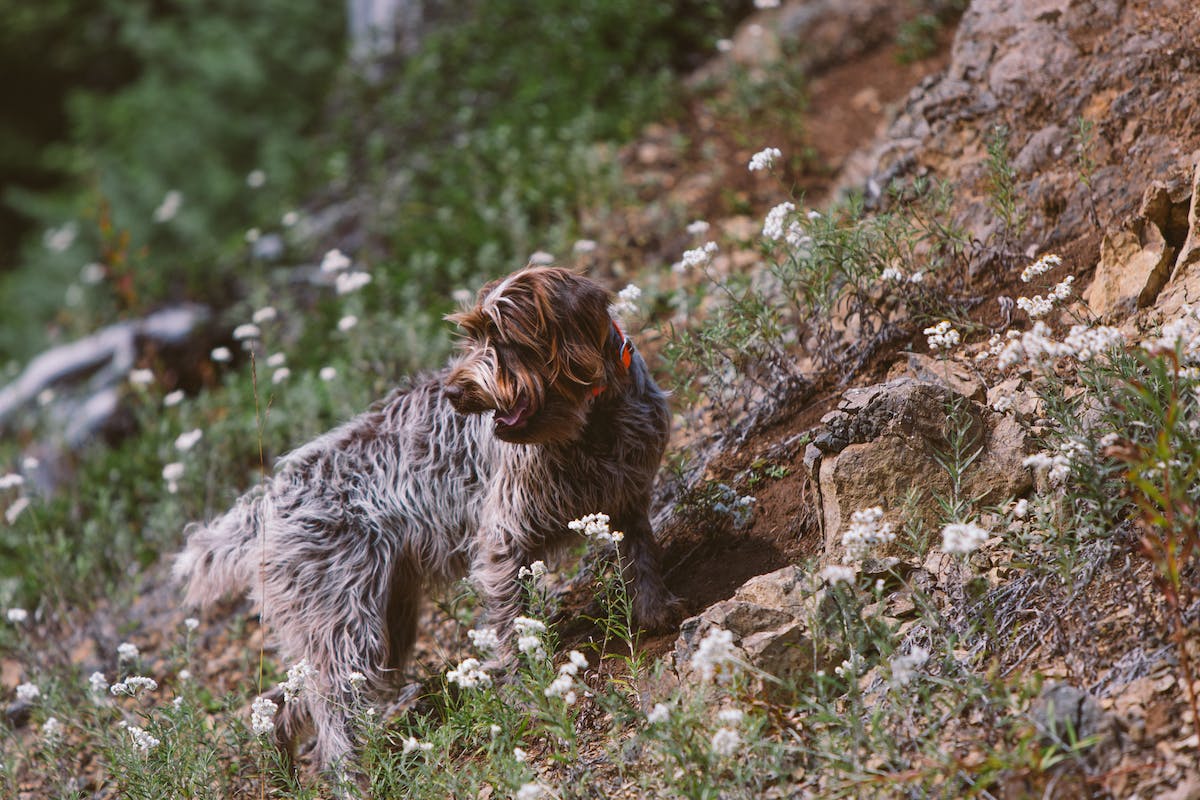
[173,266,678,768]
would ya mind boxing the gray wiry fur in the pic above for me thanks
[173,267,677,769]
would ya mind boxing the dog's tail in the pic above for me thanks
[172,486,269,608]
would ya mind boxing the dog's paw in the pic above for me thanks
[634,592,686,634]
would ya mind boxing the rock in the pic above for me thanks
[1085,183,1181,319]
[5,699,32,729]
[1154,160,1200,320]
[806,378,1030,560]
[900,353,986,403]
[674,565,841,688]
[1032,682,1112,744]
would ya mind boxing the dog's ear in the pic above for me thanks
[541,269,616,395]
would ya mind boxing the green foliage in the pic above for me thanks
[984,124,1027,251]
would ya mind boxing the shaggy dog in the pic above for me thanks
[173,266,677,768]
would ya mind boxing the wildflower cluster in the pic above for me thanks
[996,321,1123,370]
[514,616,548,658]
[1023,439,1088,486]
[127,725,161,754]
[569,513,623,543]
[691,627,738,683]
[467,627,501,652]
[250,695,278,736]
[762,202,795,241]
[1144,305,1200,361]
[543,650,587,705]
[881,266,924,284]
[518,561,547,580]
[6,607,28,624]
[446,657,492,690]
[748,147,782,172]
[841,506,895,561]
[1016,276,1073,318]
[609,284,642,320]
[280,659,317,702]
[819,564,856,584]
[1020,252,1062,282]
[110,676,158,697]
[939,521,990,555]
[675,241,718,272]
[923,320,960,351]
[889,646,930,687]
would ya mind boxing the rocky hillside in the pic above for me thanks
[3,1,1200,798]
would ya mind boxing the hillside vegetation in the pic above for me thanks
[2,1,1200,798]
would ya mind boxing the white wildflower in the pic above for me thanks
[692,627,737,683]
[923,320,960,351]
[819,564,856,585]
[880,267,905,282]
[543,673,576,705]
[754,0,780,7]
[711,727,741,757]
[246,169,266,188]
[335,271,372,295]
[129,368,155,386]
[5,497,30,524]
[319,366,338,381]
[271,367,290,385]
[513,746,528,762]
[244,228,260,244]
[321,249,352,273]
[515,782,544,800]
[163,462,185,494]
[940,522,989,555]
[841,506,895,561]
[282,210,299,227]
[609,284,641,320]
[518,560,547,580]
[110,676,158,696]
[647,703,670,724]
[748,147,782,172]
[163,389,185,407]
[184,617,199,632]
[211,346,232,363]
[890,646,930,687]
[89,671,108,697]
[173,696,184,709]
[250,695,277,736]
[1020,253,1062,283]
[337,315,359,332]
[676,241,718,272]
[909,271,925,284]
[16,683,40,702]
[762,201,795,241]
[0,473,23,490]
[347,671,367,690]
[568,650,588,670]
[716,38,733,53]
[175,429,202,452]
[446,657,492,690]
[991,394,1013,413]
[41,717,63,746]
[1012,499,1029,519]
[528,251,555,266]
[467,627,501,652]
[280,659,317,702]
[264,353,286,369]
[81,262,106,285]
[153,191,183,224]
[401,736,433,754]
[717,708,744,725]
[573,239,597,253]
[232,323,261,341]
[489,724,502,737]
[686,220,710,235]
[1064,324,1123,362]
[118,642,140,661]
[178,669,191,681]
[6,608,28,624]
[127,725,161,753]
[252,306,277,324]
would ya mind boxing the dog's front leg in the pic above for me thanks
[470,527,529,667]
[617,509,684,633]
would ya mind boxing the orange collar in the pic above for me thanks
[591,319,633,397]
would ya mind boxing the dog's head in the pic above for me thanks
[444,266,626,444]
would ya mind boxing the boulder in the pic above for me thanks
[674,566,842,688]
[806,378,1030,561]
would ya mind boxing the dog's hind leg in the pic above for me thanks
[617,508,683,632]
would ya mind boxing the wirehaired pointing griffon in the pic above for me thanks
[174,266,678,767]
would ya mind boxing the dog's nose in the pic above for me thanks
[443,382,464,406]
